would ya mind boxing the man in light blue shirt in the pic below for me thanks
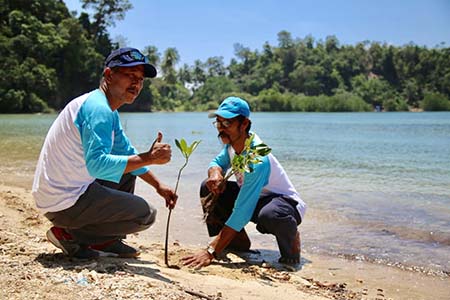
[32,48,177,259]
[183,97,306,268]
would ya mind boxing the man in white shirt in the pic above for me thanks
[182,97,306,268]
[32,48,177,259]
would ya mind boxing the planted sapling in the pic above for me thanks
[164,138,201,267]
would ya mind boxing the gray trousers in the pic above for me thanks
[45,174,156,245]
[200,180,301,259]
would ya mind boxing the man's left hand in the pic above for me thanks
[181,250,213,269]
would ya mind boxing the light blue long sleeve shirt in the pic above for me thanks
[209,133,306,232]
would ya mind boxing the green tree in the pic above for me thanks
[191,59,206,88]
[193,76,236,109]
[205,56,226,77]
[56,18,103,107]
[232,43,257,78]
[1,3,449,114]
[177,63,192,85]
[275,30,296,85]
[420,92,450,111]
[351,74,396,108]
[257,88,295,111]
[383,96,409,111]
[80,0,132,56]
[161,47,180,84]
[288,62,325,96]
[401,79,422,107]
[0,1,92,112]
[143,45,160,68]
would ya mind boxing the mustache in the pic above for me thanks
[127,88,138,95]
[218,131,229,139]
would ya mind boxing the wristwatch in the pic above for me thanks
[206,245,217,259]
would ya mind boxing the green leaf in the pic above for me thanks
[228,133,272,176]
[180,139,188,153]
[175,139,182,151]
[188,140,201,156]
[245,133,255,148]
[175,138,201,159]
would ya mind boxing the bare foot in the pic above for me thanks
[278,230,301,265]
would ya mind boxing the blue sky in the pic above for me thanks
[64,0,450,66]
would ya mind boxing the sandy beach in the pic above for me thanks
[1,183,449,300]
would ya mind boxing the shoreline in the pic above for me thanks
[1,184,449,299]
[135,182,450,280]
[10,176,448,279]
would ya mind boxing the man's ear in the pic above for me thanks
[240,117,250,130]
[103,67,113,82]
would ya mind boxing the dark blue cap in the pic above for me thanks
[104,47,157,78]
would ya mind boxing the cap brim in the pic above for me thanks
[118,61,157,78]
[208,110,239,119]
[143,64,157,78]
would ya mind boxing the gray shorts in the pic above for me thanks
[45,174,156,244]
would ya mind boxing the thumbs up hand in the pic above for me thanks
[147,131,171,165]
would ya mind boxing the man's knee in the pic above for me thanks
[255,208,275,233]
[200,179,210,198]
[141,202,157,228]
[257,207,275,225]
[131,197,157,230]
[257,208,297,235]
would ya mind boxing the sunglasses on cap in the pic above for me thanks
[106,50,149,66]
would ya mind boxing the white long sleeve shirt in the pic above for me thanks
[32,89,148,213]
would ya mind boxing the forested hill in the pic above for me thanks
[1,0,449,113]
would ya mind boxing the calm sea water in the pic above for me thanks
[1,112,449,274]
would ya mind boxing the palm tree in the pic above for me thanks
[143,45,161,68]
[161,47,180,84]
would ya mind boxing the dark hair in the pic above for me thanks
[236,115,251,133]
[100,66,120,84]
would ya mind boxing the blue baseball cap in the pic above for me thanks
[104,47,157,78]
[208,97,250,119]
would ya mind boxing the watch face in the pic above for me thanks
[207,246,215,256]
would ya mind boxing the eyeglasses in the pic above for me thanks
[107,50,149,65]
[212,120,233,128]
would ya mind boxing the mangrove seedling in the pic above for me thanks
[164,138,201,267]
